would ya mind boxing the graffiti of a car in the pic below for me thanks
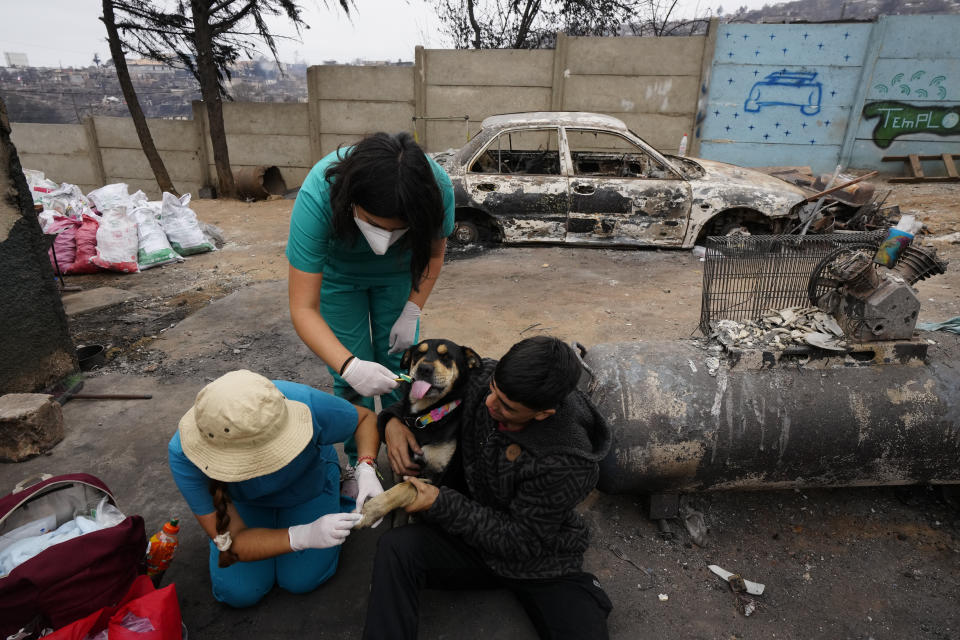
[430,112,810,248]
[744,70,822,116]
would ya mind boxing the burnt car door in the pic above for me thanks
[563,128,690,246]
[464,127,568,243]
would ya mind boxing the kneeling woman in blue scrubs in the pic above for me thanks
[168,369,384,607]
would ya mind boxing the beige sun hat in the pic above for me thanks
[179,370,312,482]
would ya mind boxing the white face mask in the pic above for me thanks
[354,214,408,255]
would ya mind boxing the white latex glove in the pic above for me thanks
[388,301,421,354]
[288,512,363,551]
[354,463,385,528]
[342,358,398,396]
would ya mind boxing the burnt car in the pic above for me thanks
[430,112,811,248]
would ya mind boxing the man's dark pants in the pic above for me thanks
[362,523,612,640]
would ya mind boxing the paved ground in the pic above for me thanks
[4,179,960,638]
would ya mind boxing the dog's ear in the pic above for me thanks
[401,345,415,370]
[462,347,481,369]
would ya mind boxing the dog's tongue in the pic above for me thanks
[410,380,431,400]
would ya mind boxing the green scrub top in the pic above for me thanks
[286,148,456,282]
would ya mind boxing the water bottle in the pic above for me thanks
[145,519,180,587]
[678,133,689,157]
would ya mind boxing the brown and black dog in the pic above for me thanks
[356,338,481,528]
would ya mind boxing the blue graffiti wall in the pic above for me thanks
[699,23,872,173]
[848,15,960,174]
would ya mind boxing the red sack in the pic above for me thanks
[45,215,81,274]
[64,214,102,275]
[46,575,182,640]
[0,474,146,637]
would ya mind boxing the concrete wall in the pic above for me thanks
[699,22,873,173]
[846,15,960,175]
[308,65,414,160]
[698,15,960,174]
[14,20,959,194]
[94,116,203,197]
[10,123,97,193]
[560,35,705,152]
[9,35,712,195]
[0,102,77,394]
[422,49,553,151]
[197,101,312,189]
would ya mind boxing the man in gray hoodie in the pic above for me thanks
[363,336,613,640]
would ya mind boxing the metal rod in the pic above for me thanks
[801,171,879,203]
[70,393,153,400]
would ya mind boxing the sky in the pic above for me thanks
[0,0,778,69]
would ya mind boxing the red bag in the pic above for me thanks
[0,474,146,637]
[45,216,81,274]
[64,214,102,275]
[46,575,182,640]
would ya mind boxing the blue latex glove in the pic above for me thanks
[388,301,421,354]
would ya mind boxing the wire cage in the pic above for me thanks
[699,231,886,335]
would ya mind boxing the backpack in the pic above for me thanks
[0,473,146,637]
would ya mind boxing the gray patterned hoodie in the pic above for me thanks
[422,358,611,580]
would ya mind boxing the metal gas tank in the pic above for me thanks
[584,334,960,494]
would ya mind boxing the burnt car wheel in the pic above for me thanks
[453,220,480,245]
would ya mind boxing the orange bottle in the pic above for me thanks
[145,519,180,587]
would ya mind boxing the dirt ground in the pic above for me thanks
[55,179,960,638]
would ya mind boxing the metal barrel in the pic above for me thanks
[585,334,960,494]
[236,165,287,201]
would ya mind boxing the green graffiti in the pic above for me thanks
[863,100,960,148]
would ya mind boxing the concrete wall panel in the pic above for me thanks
[566,36,704,77]
[101,148,202,182]
[11,123,87,156]
[699,22,872,173]
[849,15,960,172]
[319,133,366,155]
[220,102,310,135]
[425,49,553,87]
[93,117,196,150]
[426,86,551,119]
[222,133,311,167]
[16,153,95,188]
[317,101,414,137]
[699,140,843,171]
[877,15,960,59]
[615,113,692,152]
[562,75,699,115]
[312,66,414,101]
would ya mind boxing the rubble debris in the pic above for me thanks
[708,564,765,596]
[709,306,848,352]
[0,394,65,462]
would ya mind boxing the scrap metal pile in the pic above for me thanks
[710,306,848,352]
[760,167,902,233]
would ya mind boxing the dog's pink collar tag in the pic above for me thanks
[415,399,463,428]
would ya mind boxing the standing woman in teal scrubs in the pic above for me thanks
[286,132,455,460]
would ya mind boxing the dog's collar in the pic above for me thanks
[408,399,462,429]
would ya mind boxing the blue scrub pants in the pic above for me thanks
[208,492,356,608]
[320,270,418,460]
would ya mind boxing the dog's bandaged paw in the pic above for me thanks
[354,481,419,528]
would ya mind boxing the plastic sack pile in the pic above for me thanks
[24,169,218,275]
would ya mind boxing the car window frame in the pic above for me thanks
[560,126,685,181]
[465,125,566,177]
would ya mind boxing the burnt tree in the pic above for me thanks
[115,0,348,199]
[102,0,179,196]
